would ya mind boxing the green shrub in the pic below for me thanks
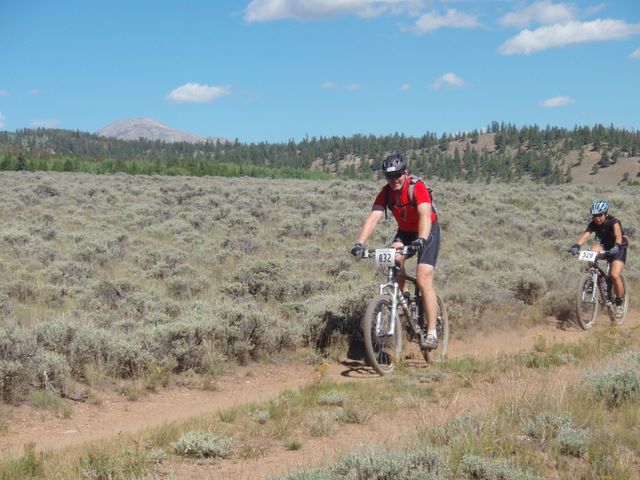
[269,468,332,480]
[2,229,31,257]
[512,277,545,305]
[150,322,210,373]
[0,327,37,403]
[318,390,347,407]
[583,353,640,407]
[521,411,571,441]
[331,447,451,480]
[556,425,590,457]
[0,442,44,480]
[103,335,152,378]
[432,414,485,446]
[171,430,233,459]
[251,410,270,424]
[33,350,71,390]
[0,360,30,404]
[6,280,37,303]
[46,260,93,286]
[212,305,294,363]
[77,445,149,479]
[458,453,542,480]
[0,292,12,317]
[307,411,337,437]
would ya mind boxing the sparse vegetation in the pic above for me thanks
[0,326,638,478]
[171,430,234,459]
[0,168,638,478]
[0,171,638,405]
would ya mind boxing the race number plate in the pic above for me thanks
[374,248,396,268]
[578,250,598,262]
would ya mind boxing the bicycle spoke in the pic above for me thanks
[363,295,401,375]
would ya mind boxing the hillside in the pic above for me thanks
[1,122,639,184]
[97,118,229,144]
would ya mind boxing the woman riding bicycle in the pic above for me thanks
[569,199,628,318]
[350,153,440,350]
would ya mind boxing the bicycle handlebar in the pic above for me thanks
[361,245,417,259]
[573,249,613,258]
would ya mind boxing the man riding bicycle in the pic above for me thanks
[569,199,628,318]
[351,153,441,350]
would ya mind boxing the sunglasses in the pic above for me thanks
[385,172,404,180]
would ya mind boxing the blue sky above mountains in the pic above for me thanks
[1,0,638,143]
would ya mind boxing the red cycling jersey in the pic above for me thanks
[373,177,438,232]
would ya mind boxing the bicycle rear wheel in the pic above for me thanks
[576,273,599,330]
[363,294,403,375]
[607,275,628,326]
[422,295,449,363]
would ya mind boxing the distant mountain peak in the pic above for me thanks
[97,118,228,144]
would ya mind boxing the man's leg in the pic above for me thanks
[416,263,437,348]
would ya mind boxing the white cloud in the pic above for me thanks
[431,72,468,90]
[30,119,60,128]
[499,19,640,55]
[0,113,5,129]
[346,83,362,91]
[0,90,8,97]
[167,83,231,103]
[399,83,410,91]
[585,3,607,17]
[321,81,336,89]
[28,88,41,96]
[630,47,640,59]
[411,9,479,35]
[244,0,418,22]
[540,96,575,107]
[499,1,576,28]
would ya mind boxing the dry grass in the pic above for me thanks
[0,171,638,406]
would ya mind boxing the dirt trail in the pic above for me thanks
[0,310,637,474]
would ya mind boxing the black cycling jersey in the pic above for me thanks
[586,216,628,249]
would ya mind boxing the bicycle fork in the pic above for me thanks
[376,282,403,337]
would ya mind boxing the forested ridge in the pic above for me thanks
[1,121,639,183]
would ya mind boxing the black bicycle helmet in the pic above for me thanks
[590,199,609,215]
[381,153,407,174]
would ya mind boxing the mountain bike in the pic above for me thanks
[575,249,628,330]
[360,245,449,375]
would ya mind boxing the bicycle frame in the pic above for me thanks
[365,247,415,338]
[359,245,449,373]
[584,256,613,305]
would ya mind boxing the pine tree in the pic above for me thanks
[14,154,27,171]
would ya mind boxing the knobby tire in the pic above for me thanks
[422,295,449,363]
[576,273,598,330]
[363,294,403,376]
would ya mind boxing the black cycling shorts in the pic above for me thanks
[612,246,627,263]
[599,243,627,263]
[392,223,441,267]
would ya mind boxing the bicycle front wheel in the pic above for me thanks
[607,274,628,326]
[576,273,599,330]
[422,295,449,364]
[363,294,403,376]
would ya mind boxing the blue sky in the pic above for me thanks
[1,0,639,143]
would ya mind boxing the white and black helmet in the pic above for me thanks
[590,199,609,215]
[381,153,407,173]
